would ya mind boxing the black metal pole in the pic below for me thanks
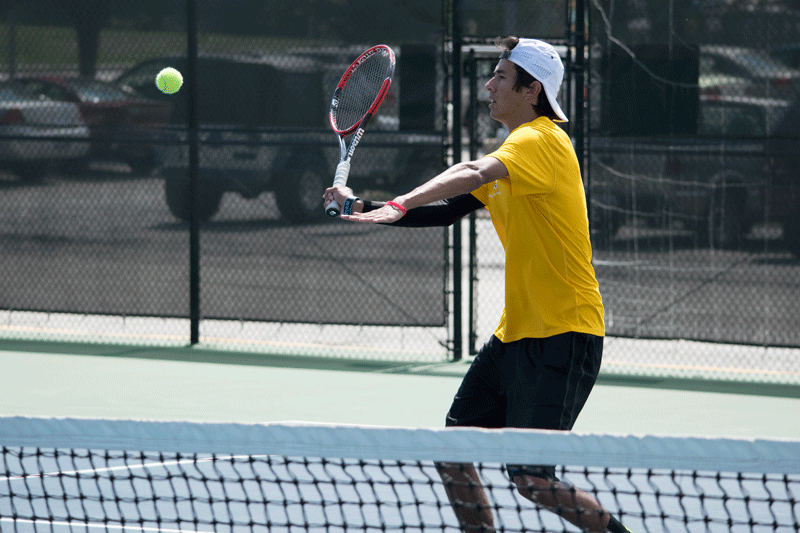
[574,0,586,178]
[9,10,16,79]
[467,48,478,356]
[451,0,463,361]
[573,0,592,250]
[187,0,200,344]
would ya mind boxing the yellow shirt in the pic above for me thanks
[472,117,604,341]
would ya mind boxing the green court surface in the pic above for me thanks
[1,339,798,439]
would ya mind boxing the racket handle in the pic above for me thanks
[325,161,351,217]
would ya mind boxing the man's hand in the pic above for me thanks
[341,201,406,224]
[323,185,355,212]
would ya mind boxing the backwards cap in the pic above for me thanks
[506,38,568,122]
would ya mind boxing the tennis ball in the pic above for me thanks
[156,67,183,94]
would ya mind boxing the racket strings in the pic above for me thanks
[333,51,393,132]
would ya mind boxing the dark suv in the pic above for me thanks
[116,52,444,223]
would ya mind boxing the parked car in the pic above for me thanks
[14,76,173,173]
[115,53,443,223]
[700,45,800,100]
[590,93,799,255]
[0,82,90,180]
[699,73,757,98]
[697,94,790,136]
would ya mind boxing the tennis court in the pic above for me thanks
[3,424,797,533]
[1,339,799,435]
[1,340,799,532]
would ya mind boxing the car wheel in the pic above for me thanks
[275,152,327,224]
[700,185,745,250]
[60,157,89,176]
[9,162,48,182]
[128,154,156,175]
[164,174,223,222]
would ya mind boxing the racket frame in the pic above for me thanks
[325,45,395,217]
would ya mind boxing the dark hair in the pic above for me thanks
[497,36,557,120]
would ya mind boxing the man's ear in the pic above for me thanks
[524,81,542,106]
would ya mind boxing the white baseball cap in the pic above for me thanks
[506,38,568,122]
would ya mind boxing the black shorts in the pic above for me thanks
[445,332,603,480]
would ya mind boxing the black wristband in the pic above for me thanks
[342,196,360,215]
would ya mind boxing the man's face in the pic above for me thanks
[485,59,533,125]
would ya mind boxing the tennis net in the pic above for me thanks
[1,416,798,533]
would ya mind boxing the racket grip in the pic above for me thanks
[325,161,351,217]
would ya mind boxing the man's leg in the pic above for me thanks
[503,335,630,532]
[439,337,507,532]
[436,462,494,533]
[512,474,609,532]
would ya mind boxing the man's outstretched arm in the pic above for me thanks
[341,157,508,224]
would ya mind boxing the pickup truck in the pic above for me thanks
[588,94,799,255]
[153,127,443,223]
[116,52,444,223]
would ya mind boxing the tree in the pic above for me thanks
[15,0,182,77]
[65,0,111,77]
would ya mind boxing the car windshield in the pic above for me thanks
[66,80,138,102]
[729,50,793,76]
[116,60,177,91]
[0,82,48,102]
[704,47,795,77]
[0,85,27,101]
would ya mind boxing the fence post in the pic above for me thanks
[187,0,200,345]
[466,48,478,357]
[450,0,463,361]
[573,0,586,177]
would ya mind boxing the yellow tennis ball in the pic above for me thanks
[156,67,183,94]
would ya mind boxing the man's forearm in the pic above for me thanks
[363,194,484,227]
[337,157,507,224]
[395,161,496,210]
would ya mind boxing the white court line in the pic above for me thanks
[0,454,269,483]
[0,457,209,483]
[1,455,269,533]
[0,517,210,533]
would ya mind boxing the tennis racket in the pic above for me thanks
[325,44,396,217]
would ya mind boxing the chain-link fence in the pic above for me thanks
[463,1,800,384]
[2,0,799,383]
[0,0,449,360]
[585,0,800,382]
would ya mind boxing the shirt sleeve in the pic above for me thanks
[363,194,485,227]
[489,128,555,197]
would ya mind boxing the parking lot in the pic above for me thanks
[0,163,446,324]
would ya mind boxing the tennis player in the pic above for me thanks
[324,37,630,533]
